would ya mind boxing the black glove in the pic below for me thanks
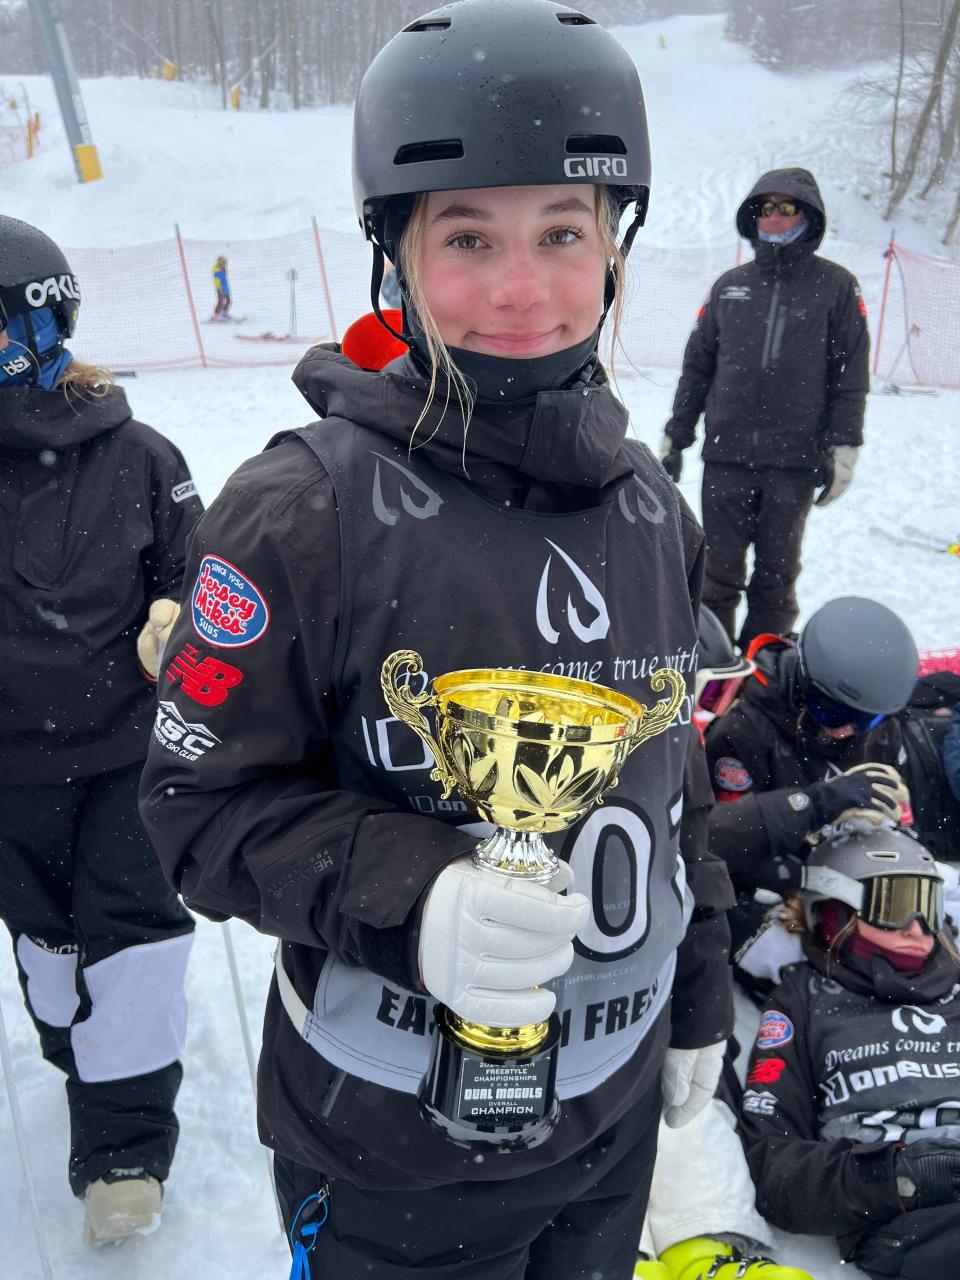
[806,764,907,826]
[657,432,684,483]
[661,448,684,483]
[895,1139,960,1211]
[755,765,906,859]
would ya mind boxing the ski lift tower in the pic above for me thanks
[29,0,102,183]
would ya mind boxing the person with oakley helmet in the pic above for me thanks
[704,596,916,995]
[0,217,201,1243]
[740,824,960,1277]
[140,2,734,1275]
[659,169,869,651]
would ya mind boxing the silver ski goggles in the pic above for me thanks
[861,875,945,934]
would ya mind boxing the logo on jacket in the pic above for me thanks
[892,1006,947,1036]
[166,644,243,708]
[191,555,270,648]
[747,1056,786,1085]
[171,480,198,504]
[153,701,220,762]
[742,1089,777,1116]
[370,451,443,526]
[536,539,610,644]
[714,757,752,792]
[756,1010,793,1050]
[617,478,666,527]
[719,284,751,302]
[24,274,81,307]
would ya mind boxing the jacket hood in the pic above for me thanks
[802,933,960,1004]
[0,383,132,451]
[291,344,636,495]
[736,167,826,249]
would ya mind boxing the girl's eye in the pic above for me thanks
[446,232,485,253]
[544,226,585,246]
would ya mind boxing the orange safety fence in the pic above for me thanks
[63,227,960,388]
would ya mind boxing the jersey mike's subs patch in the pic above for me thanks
[756,1009,794,1050]
[191,554,269,648]
[714,756,753,792]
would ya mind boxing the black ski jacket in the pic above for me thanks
[740,939,960,1253]
[704,639,904,895]
[140,343,735,1190]
[665,168,869,471]
[0,383,202,784]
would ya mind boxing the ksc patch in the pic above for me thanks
[756,1010,793,1050]
[192,555,269,648]
[714,757,753,792]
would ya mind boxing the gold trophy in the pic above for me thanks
[381,649,685,1149]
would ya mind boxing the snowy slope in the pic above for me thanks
[1,14,955,257]
[2,12,959,1279]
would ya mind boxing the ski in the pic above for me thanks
[203,315,248,324]
[234,331,307,344]
[869,525,960,557]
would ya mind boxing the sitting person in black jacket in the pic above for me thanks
[740,823,960,1278]
[704,596,917,994]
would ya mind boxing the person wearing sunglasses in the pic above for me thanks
[740,823,960,1278]
[658,167,869,651]
[703,596,918,997]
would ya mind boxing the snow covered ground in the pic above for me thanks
[1,11,959,1278]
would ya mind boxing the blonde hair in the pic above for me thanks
[397,185,628,449]
[57,359,115,401]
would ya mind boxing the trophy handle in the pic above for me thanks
[627,666,687,752]
[380,650,458,799]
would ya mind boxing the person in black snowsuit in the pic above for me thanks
[740,824,960,1278]
[659,168,870,649]
[704,597,917,994]
[139,4,734,1277]
[0,217,202,1243]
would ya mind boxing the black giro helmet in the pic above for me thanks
[697,606,754,681]
[0,216,80,339]
[798,596,918,716]
[352,0,651,257]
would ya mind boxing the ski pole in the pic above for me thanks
[221,921,285,1233]
[0,995,53,1280]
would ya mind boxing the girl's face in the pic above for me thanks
[417,185,607,359]
[855,916,935,959]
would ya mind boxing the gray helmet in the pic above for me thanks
[798,596,918,716]
[0,215,80,339]
[352,0,651,256]
[802,824,944,933]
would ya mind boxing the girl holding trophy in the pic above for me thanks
[141,1,734,1275]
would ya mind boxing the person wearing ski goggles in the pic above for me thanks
[742,825,960,1279]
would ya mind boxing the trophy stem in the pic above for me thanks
[473,828,560,881]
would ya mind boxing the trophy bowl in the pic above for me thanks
[382,651,686,880]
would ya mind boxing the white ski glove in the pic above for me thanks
[136,599,181,678]
[661,1041,726,1129]
[419,857,589,1028]
[815,444,858,507]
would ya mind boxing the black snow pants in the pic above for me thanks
[850,1204,960,1278]
[701,462,816,650]
[274,1079,661,1280]
[0,760,194,1195]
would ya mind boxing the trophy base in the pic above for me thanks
[420,1008,562,1151]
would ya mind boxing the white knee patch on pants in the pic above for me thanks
[71,933,193,1083]
[16,934,81,1028]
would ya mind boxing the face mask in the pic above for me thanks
[0,307,72,390]
[757,216,809,246]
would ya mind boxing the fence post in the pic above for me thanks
[174,223,208,369]
[311,216,339,342]
[872,231,896,378]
